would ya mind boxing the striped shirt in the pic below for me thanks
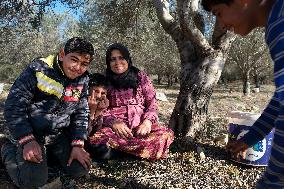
[241,0,284,187]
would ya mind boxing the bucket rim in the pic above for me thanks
[228,111,261,120]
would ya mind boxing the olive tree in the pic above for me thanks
[227,29,272,95]
[153,0,235,137]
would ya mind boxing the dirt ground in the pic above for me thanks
[0,83,274,188]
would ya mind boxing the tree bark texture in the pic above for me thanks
[243,75,251,96]
[253,71,261,88]
[170,51,227,137]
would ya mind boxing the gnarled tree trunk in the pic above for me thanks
[153,0,235,138]
[170,53,228,137]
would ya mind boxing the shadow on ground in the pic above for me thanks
[88,175,158,189]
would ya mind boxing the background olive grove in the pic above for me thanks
[0,0,273,137]
[0,0,181,86]
[2,1,271,86]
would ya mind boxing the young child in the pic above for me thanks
[201,0,283,188]
[1,37,94,188]
[85,73,112,159]
[87,73,110,135]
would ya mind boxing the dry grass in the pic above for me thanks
[0,82,275,188]
[156,83,273,123]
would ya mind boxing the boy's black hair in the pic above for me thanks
[201,0,234,11]
[89,73,110,89]
[64,37,95,57]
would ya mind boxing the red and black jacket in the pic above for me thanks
[4,55,89,147]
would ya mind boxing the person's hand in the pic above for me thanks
[97,96,109,111]
[88,95,98,116]
[111,120,133,139]
[226,140,248,160]
[135,119,152,136]
[67,147,91,170]
[23,140,43,163]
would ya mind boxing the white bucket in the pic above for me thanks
[228,111,274,166]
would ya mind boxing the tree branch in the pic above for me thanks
[177,0,211,53]
[152,0,181,41]
[212,19,236,54]
[31,0,52,6]
[213,23,236,59]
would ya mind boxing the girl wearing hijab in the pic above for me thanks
[88,43,174,160]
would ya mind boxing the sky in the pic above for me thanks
[48,1,82,20]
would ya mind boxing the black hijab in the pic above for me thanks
[105,43,140,91]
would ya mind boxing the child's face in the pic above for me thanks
[89,86,107,101]
[211,1,256,36]
[59,49,92,79]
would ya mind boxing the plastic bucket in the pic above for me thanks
[228,111,274,166]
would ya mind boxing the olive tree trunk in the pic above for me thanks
[243,73,251,96]
[153,0,235,138]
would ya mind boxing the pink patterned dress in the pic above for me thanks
[89,71,174,160]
